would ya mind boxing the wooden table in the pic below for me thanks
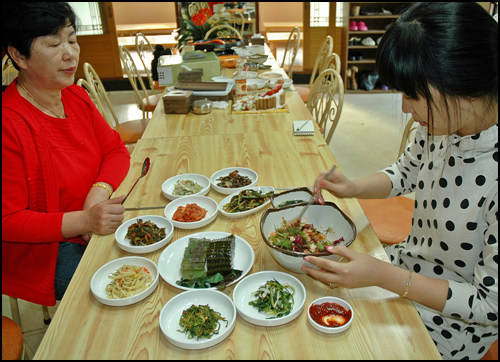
[34,51,441,360]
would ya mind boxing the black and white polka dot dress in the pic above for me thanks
[382,124,498,360]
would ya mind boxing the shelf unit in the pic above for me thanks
[341,2,407,93]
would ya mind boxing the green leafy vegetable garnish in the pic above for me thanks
[248,279,295,319]
[178,304,228,340]
[223,189,274,213]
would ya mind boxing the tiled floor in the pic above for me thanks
[3,45,410,358]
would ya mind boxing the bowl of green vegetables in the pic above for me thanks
[218,186,274,219]
[159,289,236,349]
[232,271,306,327]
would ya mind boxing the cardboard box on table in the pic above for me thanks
[157,51,221,86]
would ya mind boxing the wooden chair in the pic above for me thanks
[203,24,242,40]
[134,32,160,94]
[119,46,161,119]
[357,118,417,245]
[2,54,18,86]
[306,68,344,145]
[80,63,149,154]
[296,35,333,103]
[281,27,301,79]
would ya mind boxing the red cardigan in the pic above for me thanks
[2,80,131,306]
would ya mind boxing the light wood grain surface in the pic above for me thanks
[34,49,441,360]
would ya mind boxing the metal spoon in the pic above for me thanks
[121,158,150,205]
[294,165,337,222]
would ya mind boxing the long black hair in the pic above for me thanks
[377,2,498,133]
[2,2,78,70]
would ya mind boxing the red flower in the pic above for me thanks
[191,7,213,26]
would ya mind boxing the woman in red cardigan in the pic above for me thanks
[2,3,131,306]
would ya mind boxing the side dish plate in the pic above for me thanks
[158,231,255,291]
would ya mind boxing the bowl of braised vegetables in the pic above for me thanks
[115,215,174,254]
[210,167,258,195]
[218,186,274,219]
[260,202,357,273]
[162,173,210,201]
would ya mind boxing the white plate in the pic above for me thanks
[115,215,174,254]
[258,72,283,80]
[158,231,255,291]
[232,271,306,326]
[210,167,258,195]
[164,195,218,230]
[90,256,159,307]
[218,186,275,219]
[161,173,210,201]
[159,289,236,350]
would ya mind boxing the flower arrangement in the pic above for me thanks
[176,2,221,47]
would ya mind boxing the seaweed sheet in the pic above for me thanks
[179,234,237,284]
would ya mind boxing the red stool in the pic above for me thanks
[2,316,23,360]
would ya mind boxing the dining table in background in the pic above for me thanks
[33,47,441,360]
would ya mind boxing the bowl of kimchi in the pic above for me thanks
[164,195,218,230]
[260,202,357,273]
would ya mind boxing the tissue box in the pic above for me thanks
[157,51,221,86]
[163,90,193,114]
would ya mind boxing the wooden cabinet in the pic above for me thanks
[341,2,407,93]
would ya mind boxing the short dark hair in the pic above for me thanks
[2,2,78,69]
[377,2,498,130]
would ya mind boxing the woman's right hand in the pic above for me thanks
[313,168,357,203]
[84,195,126,236]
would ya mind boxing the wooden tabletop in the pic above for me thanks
[34,49,441,360]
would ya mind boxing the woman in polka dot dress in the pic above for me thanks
[303,3,497,359]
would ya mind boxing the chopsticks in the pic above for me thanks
[294,165,337,222]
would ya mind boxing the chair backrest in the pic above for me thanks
[119,46,151,114]
[229,11,246,37]
[204,24,242,40]
[307,68,345,145]
[308,36,333,88]
[2,54,19,86]
[82,63,120,128]
[134,33,157,94]
[281,27,300,79]
[398,117,417,157]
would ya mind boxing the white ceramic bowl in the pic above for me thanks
[90,256,159,306]
[271,187,313,208]
[161,173,210,201]
[260,202,357,273]
[246,78,266,91]
[232,271,306,327]
[259,72,284,80]
[158,231,255,291]
[115,215,174,254]
[164,195,218,230]
[210,167,258,195]
[218,186,274,219]
[266,78,293,89]
[159,289,236,349]
[307,296,354,334]
[248,54,268,64]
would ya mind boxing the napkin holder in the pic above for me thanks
[163,90,193,114]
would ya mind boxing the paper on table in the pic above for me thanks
[293,120,314,136]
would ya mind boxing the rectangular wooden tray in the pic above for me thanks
[174,81,228,91]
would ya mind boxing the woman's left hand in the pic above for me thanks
[301,246,386,288]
